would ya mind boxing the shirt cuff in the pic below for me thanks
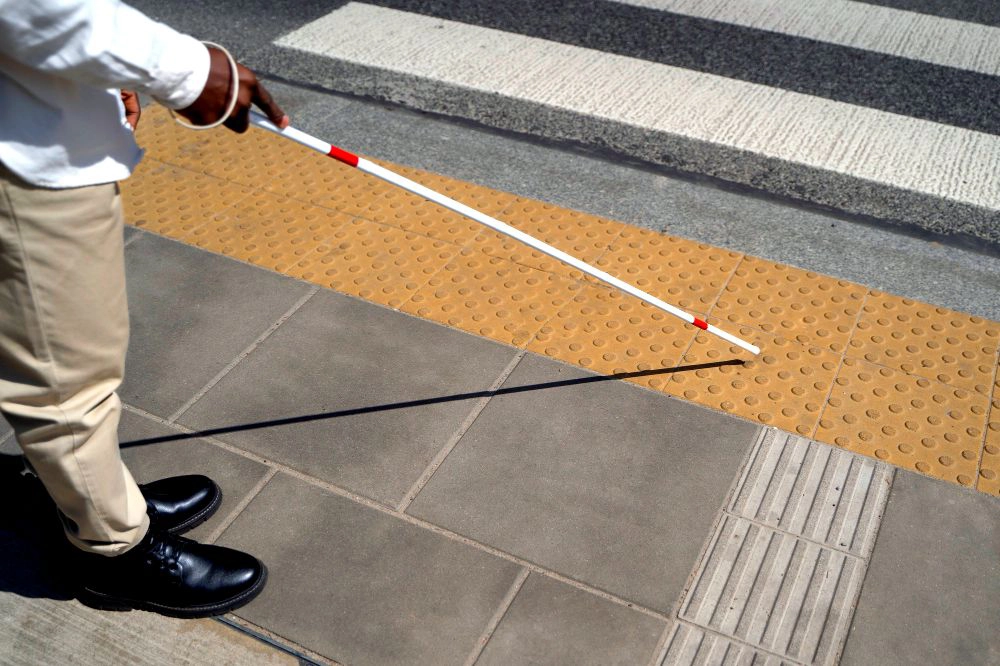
[151,36,210,110]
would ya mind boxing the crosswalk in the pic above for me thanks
[272,1,1000,248]
[616,0,1000,75]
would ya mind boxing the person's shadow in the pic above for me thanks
[0,453,75,600]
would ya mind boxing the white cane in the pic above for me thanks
[249,111,760,355]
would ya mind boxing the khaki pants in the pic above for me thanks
[0,163,148,555]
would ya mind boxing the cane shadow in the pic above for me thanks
[0,453,76,601]
[120,359,745,448]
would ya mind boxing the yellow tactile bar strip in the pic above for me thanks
[125,106,1000,496]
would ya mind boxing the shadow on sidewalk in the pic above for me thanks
[121,359,744,448]
[0,454,75,601]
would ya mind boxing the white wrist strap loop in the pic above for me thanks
[170,41,239,130]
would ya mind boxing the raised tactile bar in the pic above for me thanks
[678,431,891,665]
[730,431,892,556]
[658,622,791,666]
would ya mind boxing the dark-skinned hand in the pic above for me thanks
[121,89,141,130]
[176,46,288,132]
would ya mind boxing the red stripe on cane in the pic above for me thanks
[327,145,359,167]
[692,318,709,330]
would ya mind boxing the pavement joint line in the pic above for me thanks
[122,400,674,621]
[218,615,340,666]
[717,508,871,560]
[166,285,320,423]
[714,284,1000,399]
[704,252,745,320]
[241,458,674,623]
[650,622,677,666]
[141,155,261,215]
[382,216,474,315]
[811,291,869,440]
[461,567,531,666]
[974,346,1000,492]
[658,619,810,666]
[204,467,280,545]
[396,349,527,513]
[647,623,675,666]
[672,252,748,368]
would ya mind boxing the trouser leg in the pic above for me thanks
[0,164,148,556]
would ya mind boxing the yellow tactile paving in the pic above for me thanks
[595,226,743,315]
[849,291,1000,395]
[528,284,695,378]
[401,248,580,347]
[818,358,989,487]
[121,159,250,237]
[179,193,356,275]
[301,218,459,309]
[135,110,313,191]
[469,199,625,279]
[128,105,1000,496]
[668,326,840,435]
[714,257,867,354]
[980,380,1000,496]
[266,158,512,246]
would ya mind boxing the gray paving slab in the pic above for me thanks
[122,231,311,417]
[118,408,272,542]
[178,288,519,506]
[407,352,763,613]
[477,573,665,666]
[216,471,523,666]
[123,223,141,245]
[0,597,296,666]
[840,469,1000,666]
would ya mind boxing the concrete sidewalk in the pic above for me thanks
[0,83,998,664]
[1,224,997,665]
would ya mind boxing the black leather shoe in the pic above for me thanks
[77,528,267,618]
[140,475,221,534]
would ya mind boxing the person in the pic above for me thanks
[0,0,290,617]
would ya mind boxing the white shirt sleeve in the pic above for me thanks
[0,0,209,109]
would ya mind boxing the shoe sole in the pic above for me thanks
[165,483,223,535]
[78,563,268,619]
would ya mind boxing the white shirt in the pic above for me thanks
[0,0,209,188]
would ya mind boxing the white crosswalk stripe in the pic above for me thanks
[272,1,1000,246]
[278,3,999,205]
[615,0,1000,75]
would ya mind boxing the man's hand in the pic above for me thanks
[121,90,141,130]
[176,46,288,132]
